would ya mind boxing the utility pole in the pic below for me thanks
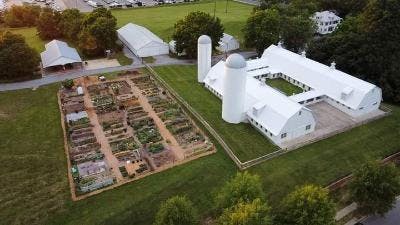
[213,0,216,18]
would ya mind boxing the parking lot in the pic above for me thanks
[65,0,190,12]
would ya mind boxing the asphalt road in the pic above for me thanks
[361,199,400,225]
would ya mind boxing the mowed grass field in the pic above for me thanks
[0,27,45,52]
[1,65,400,224]
[112,1,253,42]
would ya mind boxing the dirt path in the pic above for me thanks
[126,79,185,160]
[81,80,124,182]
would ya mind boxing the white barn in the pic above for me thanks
[40,40,82,69]
[216,33,240,52]
[312,11,342,35]
[198,36,382,147]
[117,23,169,58]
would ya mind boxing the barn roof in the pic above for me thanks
[40,40,82,68]
[117,23,166,51]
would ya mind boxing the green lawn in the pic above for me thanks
[266,78,303,96]
[112,1,253,42]
[0,27,45,53]
[153,65,279,161]
[115,51,133,65]
[1,65,400,225]
[0,84,69,224]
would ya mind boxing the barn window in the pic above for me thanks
[281,133,287,139]
[306,125,311,130]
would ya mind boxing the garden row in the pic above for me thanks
[60,86,115,195]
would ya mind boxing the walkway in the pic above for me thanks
[126,79,185,160]
[0,60,194,92]
[81,79,124,182]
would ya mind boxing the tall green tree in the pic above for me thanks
[350,162,400,216]
[308,0,400,103]
[275,185,336,225]
[172,11,224,58]
[153,196,199,225]
[60,9,83,41]
[318,0,368,17]
[281,15,315,52]
[215,172,265,211]
[3,5,41,27]
[0,32,39,81]
[79,8,117,56]
[243,9,281,55]
[217,199,272,225]
[36,8,62,40]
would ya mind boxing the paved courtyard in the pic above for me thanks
[281,101,386,149]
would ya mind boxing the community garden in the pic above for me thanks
[58,70,215,199]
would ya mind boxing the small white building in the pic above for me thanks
[117,23,169,58]
[312,11,342,35]
[216,33,240,52]
[198,36,382,147]
[40,40,82,70]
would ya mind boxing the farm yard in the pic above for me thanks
[1,65,400,224]
[59,71,214,198]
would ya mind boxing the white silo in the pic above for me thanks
[197,35,212,83]
[222,53,247,124]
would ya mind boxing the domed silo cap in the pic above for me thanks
[225,53,246,69]
[198,35,211,44]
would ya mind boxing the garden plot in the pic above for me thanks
[60,86,115,197]
[59,71,215,199]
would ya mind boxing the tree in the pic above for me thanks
[215,172,265,211]
[36,8,62,40]
[287,0,319,17]
[318,0,368,17]
[275,185,336,225]
[281,15,315,52]
[217,199,272,225]
[172,11,224,58]
[0,32,39,81]
[3,5,41,27]
[258,0,289,10]
[60,9,83,41]
[153,196,199,225]
[62,79,74,89]
[79,8,117,56]
[350,162,400,216]
[243,9,281,55]
[78,30,100,56]
[308,0,400,103]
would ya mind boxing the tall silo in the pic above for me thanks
[197,35,212,83]
[222,53,247,124]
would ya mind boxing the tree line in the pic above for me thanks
[152,162,400,225]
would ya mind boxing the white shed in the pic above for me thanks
[216,33,240,52]
[40,40,82,69]
[117,23,169,58]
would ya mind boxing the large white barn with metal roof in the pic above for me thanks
[197,35,382,147]
[117,23,169,58]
